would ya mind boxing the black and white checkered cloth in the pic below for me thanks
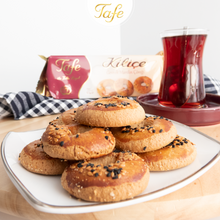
[0,74,220,120]
[0,92,95,120]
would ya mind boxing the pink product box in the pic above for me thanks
[36,55,163,99]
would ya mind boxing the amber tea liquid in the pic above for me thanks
[158,34,207,108]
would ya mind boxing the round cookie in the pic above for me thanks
[97,79,117,97]
[75,96,145,127]
[137,135,197,171]
[61,151,149,202]
[19,140,69,175]
[42,124,115,161]
[114,78,134,96]
[134,76,153,94]
[56,108,78,125]
[111,115,177,153]
[42,107,116,160]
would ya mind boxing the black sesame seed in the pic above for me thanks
[107,168,113,172]
[104,166,108,169]
[172,145,175,148]
[114,169,121,174]
[96,165,101,167]
[112,175,118,179]
[76,134,79,138]
[159,129,163,133]
[180,142,184,145]
[77,163,83,168]
[60,141,64,146]
[37,144,40,147]
[105,136,109,140]
[152,129,156,133]
[55,127,59,130]
[94,173,99,177]
[143,147,147,150]
[74,111,76,113]
[90,169,95,173]
[116,160,120,163]
[106,172,111,177]
[42,145,44,148]
[176,143,180,146]
[123,130,130,133]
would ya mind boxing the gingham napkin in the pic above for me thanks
[1,74,220,120]
[0,92,95,119]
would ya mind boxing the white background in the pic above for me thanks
[0,0,220,94]
[0,1,220,220]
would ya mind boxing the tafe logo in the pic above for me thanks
[87,0,134,26]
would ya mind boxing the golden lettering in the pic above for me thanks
[94,3,123,23]
[63,64,70,72]
[55,59,70,72]
[95,4,111,18]
[71,76,80,80]
[55,58,81,75]
[70,59,80,73]
[117,9,124,18]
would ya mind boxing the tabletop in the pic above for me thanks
[1,114,220,220]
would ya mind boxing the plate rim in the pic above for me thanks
[1,120,220,214]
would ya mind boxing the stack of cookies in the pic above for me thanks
[19,96,197,202]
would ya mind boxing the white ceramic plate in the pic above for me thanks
[1,118,220,214]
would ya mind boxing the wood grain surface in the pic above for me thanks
[0,115,220,220]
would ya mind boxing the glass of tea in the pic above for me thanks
[158,27,208,108]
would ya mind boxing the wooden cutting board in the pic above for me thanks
[0,115,220,220]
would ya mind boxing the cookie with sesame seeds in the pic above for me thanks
[42,107,116,160]
[48,108,78,126]
[61,152,149,202]
[75,96,145,127]
[137,135,197,171]
[19,140,69,175]
[111,115,177,153]
[41,124,115,160]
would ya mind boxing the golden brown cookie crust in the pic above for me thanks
[137,135,197,171]
[111,116,177,153]
[42,107,116,160]
[19,140,68,175]
[75,96,146,127]
[61,152,149,202]
[134,76,153,94]
[42,125,115,160]
[114,78,134,96]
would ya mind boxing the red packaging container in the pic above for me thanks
[36,54,163,99]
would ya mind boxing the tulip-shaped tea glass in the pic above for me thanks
[158,27,208,108]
